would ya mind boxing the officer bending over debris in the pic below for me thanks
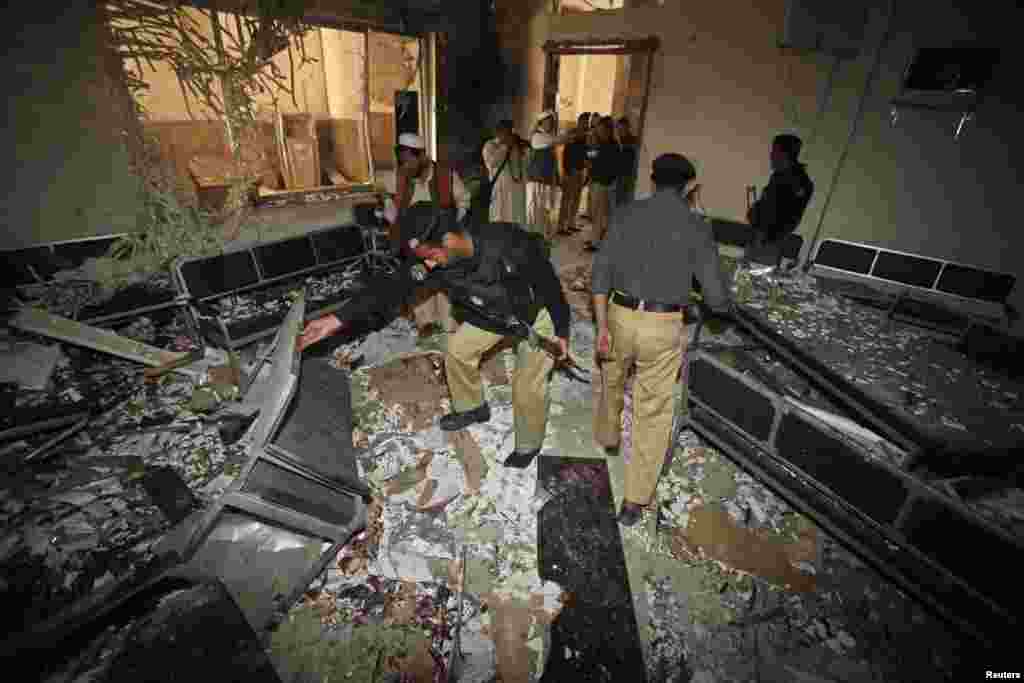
[298,203,573,469]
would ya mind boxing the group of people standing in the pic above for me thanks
[483,110,639,250]
[304,122,813,529]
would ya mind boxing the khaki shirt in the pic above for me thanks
[591,189,731,311]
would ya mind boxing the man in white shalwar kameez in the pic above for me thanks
[482,120,527,225]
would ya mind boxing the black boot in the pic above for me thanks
[503,448,540,469]
[439,403,491,431]
[617,502,645,527]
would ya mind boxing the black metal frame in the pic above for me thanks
[810,237,1014,324]
[177,295,367,628]
[687,350,1022,647]
[731,305,939,458]
[172,222,381,349]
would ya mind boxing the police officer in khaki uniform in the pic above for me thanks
[299,205,571,469]
[591,153,733,526]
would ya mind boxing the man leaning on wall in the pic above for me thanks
[591,152,733,527]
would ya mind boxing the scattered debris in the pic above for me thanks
[10,307,188,367]
[3,252,1012,682]
[683,504,817,593]
[0,340,61,390]
[367,353,447,431]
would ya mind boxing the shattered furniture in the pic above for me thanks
[5,570,282,683]
[178,295,369,630]
[687,339,1022,648]
[173,220,374,349]
[706,217,804,265]
[1,234,183,325]
[810,238,1016,340]
[277,112,321,190]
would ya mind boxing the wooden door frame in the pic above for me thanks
[541,37,659,141]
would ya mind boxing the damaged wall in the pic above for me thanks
[497,0,1024,326]
[799,1,1024,280]
[3,1,145,247]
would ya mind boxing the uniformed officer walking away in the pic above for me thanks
[298,205,571,469]
[591,153,733,527]
[582,117,621,252]
[614,117,639,208]
[557,113,590,236]
[746,133,814,266]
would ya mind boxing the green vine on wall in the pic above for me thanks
[96,0,318,290]
[105,0,315,133]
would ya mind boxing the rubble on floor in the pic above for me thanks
[3,249,1019,682]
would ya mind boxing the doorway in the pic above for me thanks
[541,37,658,223]
[542,37,658,141]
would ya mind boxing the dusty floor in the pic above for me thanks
[2,215,1020,682]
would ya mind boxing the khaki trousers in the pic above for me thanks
[558,171,584,232]
[446,309,556,452]
[589,182,612,243]
[527,182,562,240]
[595,301,685,506]
[411,289,454,332]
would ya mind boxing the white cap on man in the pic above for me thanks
[397,133,425,150]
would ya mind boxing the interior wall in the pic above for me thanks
[517,1,822,216]
[3,1,143,247]
[802,1,1024,274]
[322,30,365,120]
[128,6,219,121]
[321,29,370,182]
[130,9,329,121]
[499,0,1024,328]
[495,0,551,135]
[252,28,328,118]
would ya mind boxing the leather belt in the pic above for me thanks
[611,290,684,313]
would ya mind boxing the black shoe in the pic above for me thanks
[603,445,620,457]
[439,403,491,431]
[503,448,540,468]
[617,502,644,527]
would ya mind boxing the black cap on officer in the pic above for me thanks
[400,201,460,245]
[651,153,697,188]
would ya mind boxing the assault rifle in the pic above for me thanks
[453,297,591,384]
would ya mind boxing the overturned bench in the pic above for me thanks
[809,238,1020,361]
[173,217,387,349]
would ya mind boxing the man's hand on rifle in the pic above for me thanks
[557,337,569,360]
[297,314,345,351]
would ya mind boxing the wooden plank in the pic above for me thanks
[276,111,295,189]
[283,113,316,140]
[10,307,188,367]
[368,112,397,169]
[330,118,370,182]
[363,28,376,183]
[286,137,319,188]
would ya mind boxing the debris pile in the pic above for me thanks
[3,250,1016,682]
